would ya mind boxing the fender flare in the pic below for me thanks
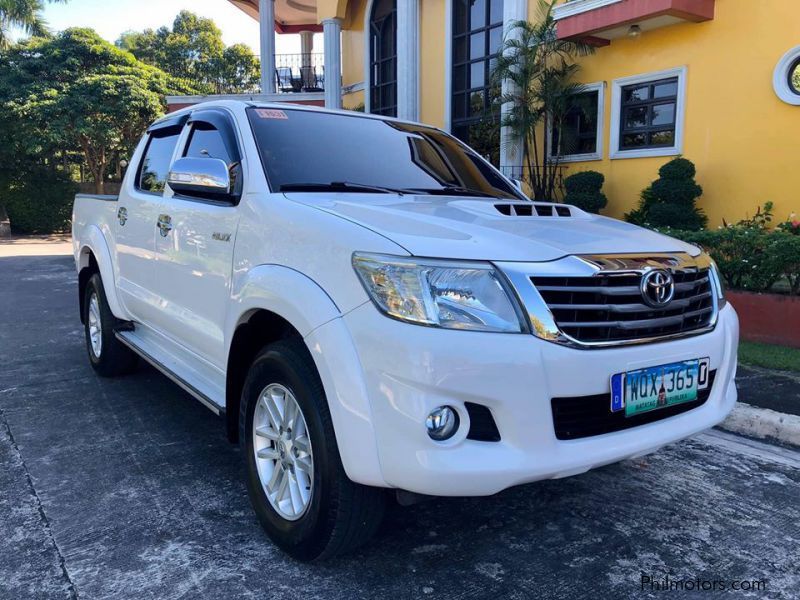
[77,225,128,320]
[227,265,386,487]
[227,264,342,339]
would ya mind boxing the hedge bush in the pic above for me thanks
[668,227,800,295]
[3,171,75,234]
[563,171,607,214]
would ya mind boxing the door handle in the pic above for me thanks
[157,214,173,237]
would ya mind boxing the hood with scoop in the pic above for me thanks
[284,193,700,262]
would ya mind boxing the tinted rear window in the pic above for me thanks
[246,107,521,199]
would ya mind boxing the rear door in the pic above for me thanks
[150,109,243,369]
[115,119,184,325]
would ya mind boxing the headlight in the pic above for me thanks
[352,253,526,333]
[707,258,726,307]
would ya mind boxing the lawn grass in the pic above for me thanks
[739,341,800,373]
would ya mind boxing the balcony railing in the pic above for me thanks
[274,53,325,93]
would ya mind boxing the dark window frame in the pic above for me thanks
[450,0,504,164]
[550,89,600,159]
[369,0,398,117]
[618,76,679,151]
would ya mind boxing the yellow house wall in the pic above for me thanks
[341,0,366,92]
[419,0,447,127]
[343,88,365,109]
[555,0,800,225]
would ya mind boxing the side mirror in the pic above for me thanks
[168,157,231,196]
[511,178,524,191]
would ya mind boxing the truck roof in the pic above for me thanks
[151,98,430,130]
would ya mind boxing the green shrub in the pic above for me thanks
[563,170,607,214]
[3,171,76,234]
[670,226,800,295]
[776,213,800,236]
[626,157,707,230]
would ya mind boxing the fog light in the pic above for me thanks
[425,406,459,441]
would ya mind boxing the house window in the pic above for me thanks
[610,67,687,160]
[369,0,397,117]
[789,58,800,95]
[548,82,604,162]
[773,46,800,105]
[619,78,678,150]
[451,0,504,165]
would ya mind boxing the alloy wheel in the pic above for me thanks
[88,292,103,358]
[252,383,314,521]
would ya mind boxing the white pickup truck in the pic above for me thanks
[72,100,739,560]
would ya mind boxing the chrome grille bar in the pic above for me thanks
[496,253,719,349]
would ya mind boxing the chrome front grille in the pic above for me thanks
[497,253,719,348]
[531,269,714,344]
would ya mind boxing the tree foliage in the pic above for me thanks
[0,28,169,193]
[117,10,260,94]
[491,1,594,201]
[0,0,65,48]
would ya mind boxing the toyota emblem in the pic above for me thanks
[641,269,675,308]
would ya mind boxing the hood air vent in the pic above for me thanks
[495,203,571,217]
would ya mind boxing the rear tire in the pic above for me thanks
[240,338,386,561]
[83,273,138,377]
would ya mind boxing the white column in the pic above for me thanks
[300,30,314,68]
[499,0,528,176]
[397,0,420,121]
[323,18,343,108]
[259,0,277,94]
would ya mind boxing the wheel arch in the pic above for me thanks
[225,308,307,443]
[76,226,127,322]
[224,265,342,443]
[223,265,386,487]
[77,249,99,323]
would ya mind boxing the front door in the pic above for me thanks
[115,123,182,325]
[151,111,242,369]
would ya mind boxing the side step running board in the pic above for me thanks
[115,331,224,417]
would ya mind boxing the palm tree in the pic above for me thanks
[0,0,65,49]
[492,0,594,201]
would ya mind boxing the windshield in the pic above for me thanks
[246,107,524,200]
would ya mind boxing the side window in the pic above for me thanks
[184,123,233,165]
[177,119,242,202]
[136,129,181,193]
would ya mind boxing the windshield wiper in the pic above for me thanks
[406,186,503,199]
[280,181,406,195]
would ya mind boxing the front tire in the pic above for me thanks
[83,273,138,377]
[240,338,386,561]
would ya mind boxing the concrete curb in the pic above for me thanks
[719,402,800,448]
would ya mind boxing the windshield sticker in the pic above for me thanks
[255,108,288,120]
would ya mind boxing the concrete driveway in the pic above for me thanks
[1,252,799,600]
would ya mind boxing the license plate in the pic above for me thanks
[610,358,710,417]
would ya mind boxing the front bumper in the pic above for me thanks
[313,302,739,497]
